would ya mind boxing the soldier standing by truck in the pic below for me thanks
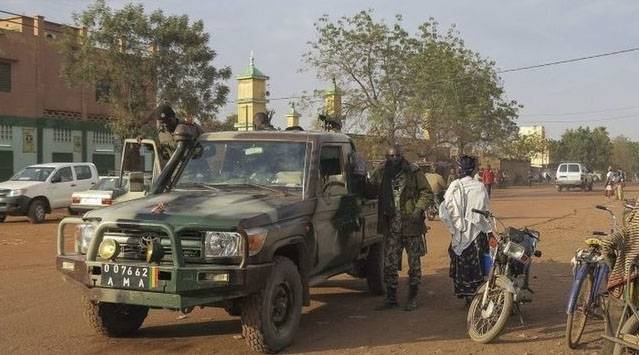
[370,144,432,311]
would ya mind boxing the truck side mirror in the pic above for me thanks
[51,175,62,183]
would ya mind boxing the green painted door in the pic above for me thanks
[52,152,73,163]
[0,151,13,181]
[92,153,115,175]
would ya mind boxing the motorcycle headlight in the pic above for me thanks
[503,241,526,261]
[74,223,95,254]
[7,189,25,197]
[204,231,241,257]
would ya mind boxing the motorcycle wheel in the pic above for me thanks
[565,273,593,349]
[613,316,639,355]
[467,284,513,343]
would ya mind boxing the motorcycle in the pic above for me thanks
[466,208,542,343]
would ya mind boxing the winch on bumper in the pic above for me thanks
[56,217,273,310]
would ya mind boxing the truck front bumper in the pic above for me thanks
[57,254,273,309]
[0,195,30,215]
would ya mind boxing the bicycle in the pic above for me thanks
[565,205,616,349]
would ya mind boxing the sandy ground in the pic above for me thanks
[0,184,630,354]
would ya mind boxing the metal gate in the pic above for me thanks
[52,152,73,163]
[0,151,13,181]
[92,153,115,175]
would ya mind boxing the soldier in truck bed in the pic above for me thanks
[369,144,433,311]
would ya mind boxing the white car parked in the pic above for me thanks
[555,162,594,192]
[0,163,99,223]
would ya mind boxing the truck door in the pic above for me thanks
[312,143,361,274]
[48,166,75,208]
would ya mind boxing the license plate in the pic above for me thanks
[81,197,102,205]
[101,264,149,289]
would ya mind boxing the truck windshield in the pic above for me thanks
[175,141,308,192]
[11,167,55,181]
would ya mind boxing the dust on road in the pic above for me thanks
[0,185,626,354]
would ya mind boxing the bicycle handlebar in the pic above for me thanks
[471,209,491,218]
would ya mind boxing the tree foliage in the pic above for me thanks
[58,0,231,138]
[500,132,547,161]
[611,136,639,175]
[304,10,519,151]
[550,126,611,171]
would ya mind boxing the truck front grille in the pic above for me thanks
[103,228,203,261]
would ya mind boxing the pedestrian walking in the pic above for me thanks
[482,165,495,197]
[439,155,492,303]
[616,170,625,201]
[370,144,432,311]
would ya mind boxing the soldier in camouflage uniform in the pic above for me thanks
[370,144,433,311]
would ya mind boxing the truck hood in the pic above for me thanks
[84,190,315,229]
[0,180,42,191]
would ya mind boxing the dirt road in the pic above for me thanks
[0,185,627,354]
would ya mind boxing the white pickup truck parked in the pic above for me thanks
[0,163,99,223]
[555,162,594,192]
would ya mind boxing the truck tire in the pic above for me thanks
[28,199,47,224]
[82,296,148,337]
[241,256,303,353]
[0,214,5,223]
[365,242,385,295]
[556,185,563,192]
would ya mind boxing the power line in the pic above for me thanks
[520,105,639,117]
[521,113,637,124]
[497,47,639,74]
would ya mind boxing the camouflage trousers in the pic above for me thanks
[384,233,426,290]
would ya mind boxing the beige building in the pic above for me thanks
[0,14,117,178]
[519,125,550,167]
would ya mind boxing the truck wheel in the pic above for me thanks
[556,185,563,192]
[0,214,5,223]
[82,296,149,337]
[365,242,385,295]
[241,256,303,353]
[28,199,47,224]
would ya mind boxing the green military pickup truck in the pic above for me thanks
[56,125,383,353]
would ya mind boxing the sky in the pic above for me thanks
[4,0,639,139]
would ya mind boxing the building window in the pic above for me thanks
[53,128,72,143]
[0,62,11,93]
[93,131,114,145]
[0,125,11,141]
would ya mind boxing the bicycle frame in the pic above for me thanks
[566,261,609,314]
[602,267,639,351]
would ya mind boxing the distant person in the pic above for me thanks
[253,112,276,131]
[482,165,495,197]
[425,166,446,202]
[616,170,625,201]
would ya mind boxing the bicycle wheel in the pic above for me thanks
[613,316,639,355]
[566,272,594,349]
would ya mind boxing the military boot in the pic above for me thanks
[376,287,398,310]
[404,285,418,311]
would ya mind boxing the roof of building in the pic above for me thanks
[236,53,269,80]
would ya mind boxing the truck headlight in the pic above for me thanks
[204,231,241,257]
[74,223,95,254]
[7,189,25,197]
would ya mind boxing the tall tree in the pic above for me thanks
[611,136,639,174]
[552,126,611,171]
[304,10,519,151]
[58,0,231,138]
[407,22,519,153]
[303,10,415,142]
